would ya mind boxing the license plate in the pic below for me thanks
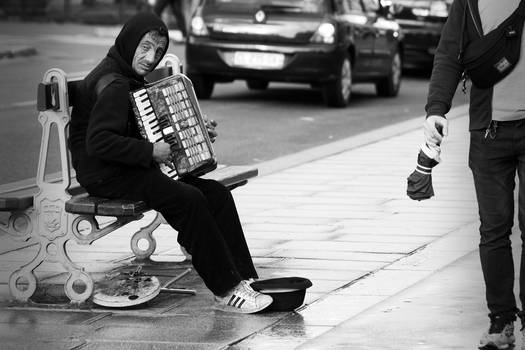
[232,51,285,69]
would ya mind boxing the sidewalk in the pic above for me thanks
[0,104,497,349]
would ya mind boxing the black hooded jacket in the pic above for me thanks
[69,12,169,187]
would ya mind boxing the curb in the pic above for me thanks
[254,104,469,177]
[0,47,38,60]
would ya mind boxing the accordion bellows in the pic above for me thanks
[130,73,217,178]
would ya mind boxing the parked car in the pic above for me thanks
[388,0,451,71]
[185,0,403,107]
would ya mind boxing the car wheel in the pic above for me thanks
[322,55,352,108]
[376,50,402,97]
[188,74,214,99]
[246,79,269,90]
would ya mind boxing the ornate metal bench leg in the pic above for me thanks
[71,214,142,245]
[64,270,93,303]
[55,238,93,303]
[130,212,192,261]
[0,211,33,242]
[130,212,164,260]
[9,244,46,301]
[8,232,94,304]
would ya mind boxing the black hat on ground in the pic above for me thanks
[250,277,312,311]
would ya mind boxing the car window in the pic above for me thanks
[348,0,365,13]
[334,0,351,13]
[205,0,330,14]
[361,0,379,12]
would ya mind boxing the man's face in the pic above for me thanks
[132,31,167,76]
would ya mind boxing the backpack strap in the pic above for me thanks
[95,72,123,97]
[466,0,483,37]
[459,0,498,61]
[464,0,525,40]
[458,1,470,62]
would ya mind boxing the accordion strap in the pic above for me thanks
[95,72,124,97]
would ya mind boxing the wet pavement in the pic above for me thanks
[0,103,504,349]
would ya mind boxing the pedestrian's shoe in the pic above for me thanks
[215,280,272,314]
[479,318,515,349]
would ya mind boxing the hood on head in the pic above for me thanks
[113,12,169,71]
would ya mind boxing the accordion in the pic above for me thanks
[130,73,217,178]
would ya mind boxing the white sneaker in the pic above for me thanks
[215,280,272,314]
[479,322,515,349]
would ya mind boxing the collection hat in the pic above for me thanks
[250,277,312,311]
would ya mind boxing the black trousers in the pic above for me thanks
[85,166,258,296]
[469,119,525,322]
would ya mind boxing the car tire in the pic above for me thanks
[188,74,215,99]
[246,79,269,90]
[322,54,352,108]
[376,50,402,97]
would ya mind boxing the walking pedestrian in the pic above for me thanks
[153,0,188,38]
[423,0,525,348]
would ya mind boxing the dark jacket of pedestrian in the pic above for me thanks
[425,0,493,131]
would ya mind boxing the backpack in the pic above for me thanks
[458,0,525,89]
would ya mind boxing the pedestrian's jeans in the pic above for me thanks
[469,119,525,322]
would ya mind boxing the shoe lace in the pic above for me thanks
[236,281,260,300]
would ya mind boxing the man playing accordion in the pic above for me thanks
[68,12,272,314]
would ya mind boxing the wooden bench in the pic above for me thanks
[0,54,258,304]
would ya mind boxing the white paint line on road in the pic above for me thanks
[12,100,36,107]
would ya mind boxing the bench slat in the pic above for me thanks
[0,185,39,211]
[0,173,86,212]
[0,197,34,211]
[65,196,148,216]
[2,166,258,216]
[203,165,258,189]
[96,199,149,216]
[64,195,108,215]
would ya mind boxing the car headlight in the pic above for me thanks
[412,1,448,17]
[429,1,448,17]
[310,22,335,44]
[191,16,209,36]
